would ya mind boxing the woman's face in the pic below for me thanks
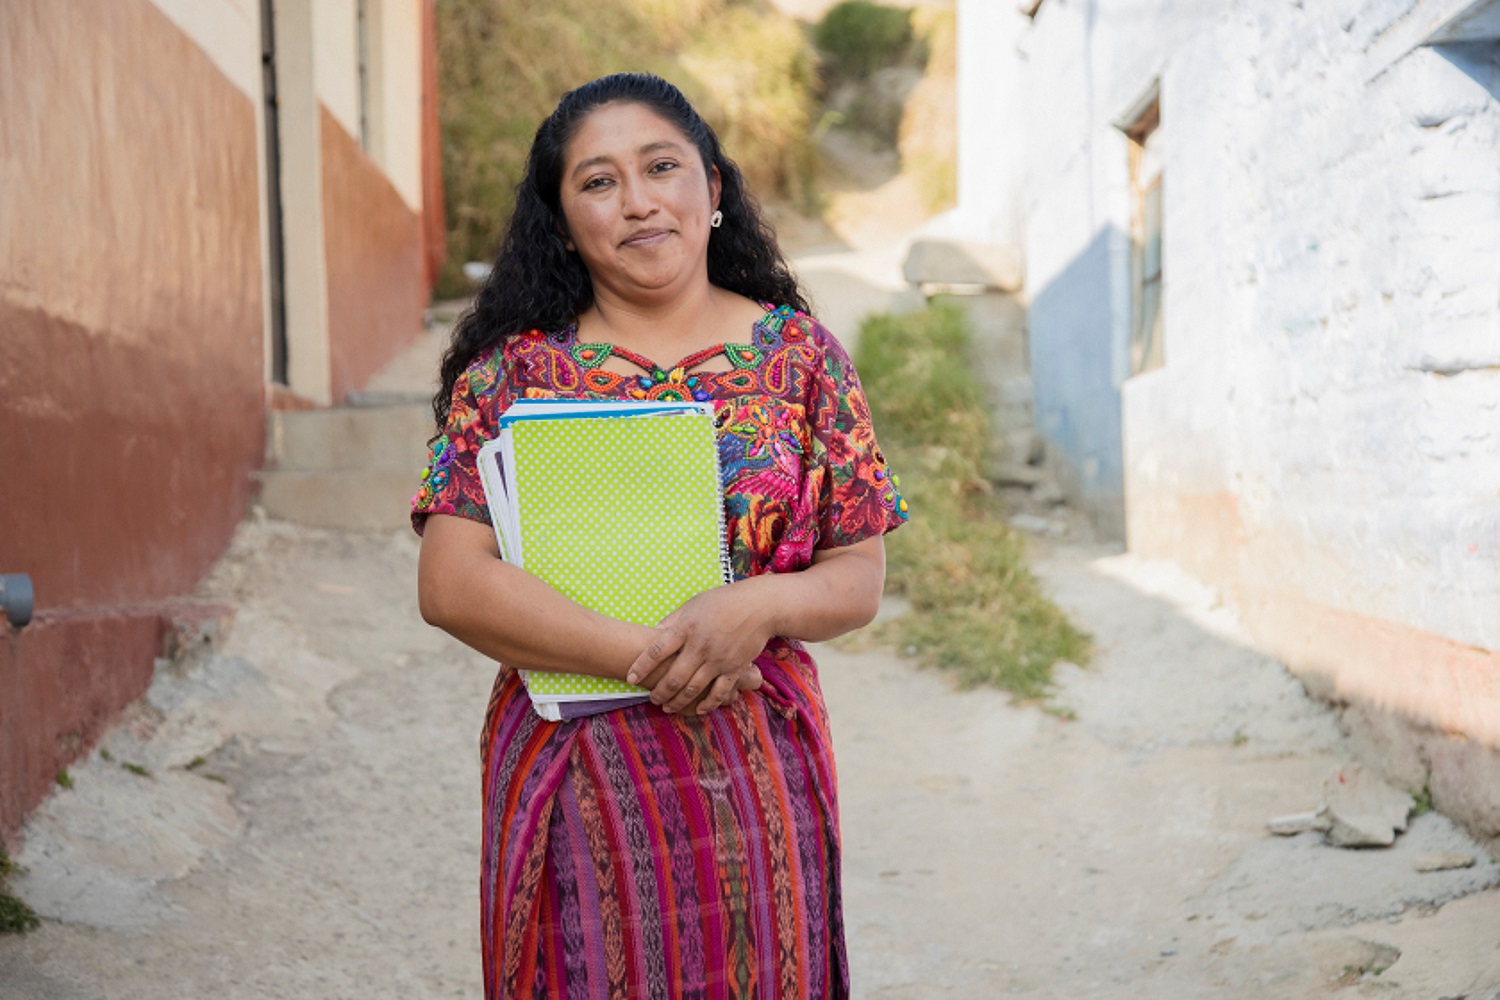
[557,101,722,304]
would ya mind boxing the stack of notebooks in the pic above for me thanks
[476,399,732,720]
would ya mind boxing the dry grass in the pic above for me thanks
[898,8,957,212]
[435,0,819,297]
[857,303,1091,698]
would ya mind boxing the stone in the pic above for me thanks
[1004,428,1045,466]
[1267,811,1321,836]
[1032,480,1066,506]
[902,238,1023,291]
[1414,851,1476,872]
[997,376,1034,407]
[992,463,1045,487]
[1316,763,1413,848]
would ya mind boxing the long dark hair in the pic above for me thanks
[433,72,811,429]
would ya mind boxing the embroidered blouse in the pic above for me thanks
[411,304,907,579]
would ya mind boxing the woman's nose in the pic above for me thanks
[620,175,657,219]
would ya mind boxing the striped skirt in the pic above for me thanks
[479,640,849,999]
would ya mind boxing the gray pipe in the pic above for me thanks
[1,574,34,630]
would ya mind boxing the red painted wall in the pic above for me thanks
[0,1,265,841]
[322,107,427,402]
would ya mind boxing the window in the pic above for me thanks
[1124,96,1164,374]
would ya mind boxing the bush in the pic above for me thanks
[857,303,1092,698]
[814,1,920,79]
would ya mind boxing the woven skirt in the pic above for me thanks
[478,641,849,1000]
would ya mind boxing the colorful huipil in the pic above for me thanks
[413,305,907,1000]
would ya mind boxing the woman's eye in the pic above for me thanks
[582,176,612,191]
[649,160,678,174]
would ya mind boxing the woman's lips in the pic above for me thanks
[622,228,672,248]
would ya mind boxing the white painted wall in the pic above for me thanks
[314,0,362,140]
[956,0,1500,657]
[1140,3,1498,651]
[276,0,333,403]
[368,0,425,212]
[150,0,262,100]
[944,0,1028,246]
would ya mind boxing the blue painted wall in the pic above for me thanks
[1026,227,1125,537]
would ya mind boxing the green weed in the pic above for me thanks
[0,847,38,935]
[1412,784,1434,817]
[1342,962,1391,978]
[856,303,1091,699]
[54,769,73,790]
[121,762,151,778]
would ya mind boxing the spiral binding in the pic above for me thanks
[704,411,734,585]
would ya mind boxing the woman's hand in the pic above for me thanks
[682,663,764,716]
[627,582,775,715]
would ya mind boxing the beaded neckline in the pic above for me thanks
[546,301,810,401]
[561,301,798,374]
[605,341,727,380]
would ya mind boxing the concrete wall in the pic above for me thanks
[0,0,266,839]
[367,0,429,214]
[0,0,443,842]
[956,0,1500,832]
[1120,4,1500,829]
[314,0,364,142]
[321,106,427,401]
[418,0,448,288]
[1010,0,1214,536]
[947,0,1029,248]
[275,0,433,404]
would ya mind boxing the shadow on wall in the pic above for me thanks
[1433,40,1500,97]
[1026,226,1127,539]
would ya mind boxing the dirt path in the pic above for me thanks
[2,519,1496,999]
[829,542,1500,997]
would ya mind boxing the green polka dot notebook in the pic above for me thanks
[475,401,730,718]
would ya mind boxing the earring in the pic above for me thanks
[710,210,723,229]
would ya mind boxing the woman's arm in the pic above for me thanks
[627,535,886,715]
[418,513,658,680]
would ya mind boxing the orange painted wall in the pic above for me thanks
[0,0,264,839]
[322,107,427,402]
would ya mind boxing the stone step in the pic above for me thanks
[255,469,418,531]
[267,403,434,473]
[259,402,435,530]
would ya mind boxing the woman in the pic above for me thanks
[414,73,907,999]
